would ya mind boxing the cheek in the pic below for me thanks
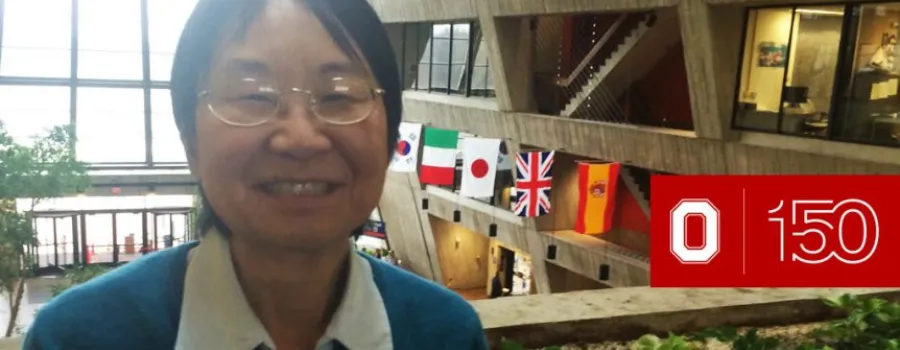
[345,116,389,195]
[194,114,255,182]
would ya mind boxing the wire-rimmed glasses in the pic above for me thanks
[198,76,385,127]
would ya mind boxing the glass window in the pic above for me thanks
[428,25,450,91]
[413,23,473,92]
[471,38,495,95]
[0,86,71,145]
[77,0,143,80]
[85,213,114,263]
[733,7,843,137]
[147,0,199,82]
[0,0,72,78]
[733,8,795,132]
[150,89,187,163]
[450,24,470,94]
[76,88,146,163]
[834,3,900,146]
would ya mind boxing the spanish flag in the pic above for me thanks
[575,162,621,234]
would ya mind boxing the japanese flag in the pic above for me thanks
[460,137,501,198]
[390,122,422,172]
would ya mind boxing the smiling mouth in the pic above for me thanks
[257,181,340,196]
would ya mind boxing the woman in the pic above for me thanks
[24,0,487,349]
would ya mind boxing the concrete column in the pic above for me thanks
[406,173,445,283]
[475,2,536,112]
[523,223,552,294]
[679,0,744,140]
[379,172,442,282]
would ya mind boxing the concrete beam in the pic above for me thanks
[473,287,900,348]
[474,5,536,112]
[402,92,900,174]
[708,0,872,5]
[368,0,476,23]
[488,0,679,17]
[86,172,197,196]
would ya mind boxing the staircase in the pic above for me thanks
[620,166,651,219]
[560,9,681,120]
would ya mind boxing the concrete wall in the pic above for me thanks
[546,261,610,293]
[429,215,491,290]
[379,173,440,281]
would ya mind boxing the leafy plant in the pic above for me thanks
[0,121,88,337]
[812,293,900,349]
[632,333,694,350]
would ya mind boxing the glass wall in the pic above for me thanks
[25,194,194,268]
[733,3,900,148]
[0,0,197,166]
[733,6,843,137]
[397,21,495,97]
[833,3,900,145]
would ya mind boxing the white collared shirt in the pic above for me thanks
[174,230,393,350]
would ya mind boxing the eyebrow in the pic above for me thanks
[222,59,271,76]
[220,59,366,80]
[319,61,366,76]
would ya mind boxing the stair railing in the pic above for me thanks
[555,14,628,88]
[554,13,634,123]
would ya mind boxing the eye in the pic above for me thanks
[317,92,354,104]
[238,93,277,103]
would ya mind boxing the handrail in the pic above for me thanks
[556,14,629,87]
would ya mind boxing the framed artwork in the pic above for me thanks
[758,41,788,67]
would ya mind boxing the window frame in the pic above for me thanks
[399,20,494,97]
[0,0,191,168]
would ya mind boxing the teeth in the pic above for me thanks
[269,182,330,196]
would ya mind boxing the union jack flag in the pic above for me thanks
[514,151,555,217]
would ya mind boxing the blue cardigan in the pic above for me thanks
[23,242,488,350]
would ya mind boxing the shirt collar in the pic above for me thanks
[175,230,393,350]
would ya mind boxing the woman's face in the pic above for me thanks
[193,0,388,248]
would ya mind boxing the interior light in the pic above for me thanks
[795,9,844,16]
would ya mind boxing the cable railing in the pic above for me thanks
[549,13,650,124]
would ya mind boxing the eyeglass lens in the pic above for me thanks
[206,76,378,126]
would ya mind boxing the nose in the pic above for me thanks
[266,101,333,160]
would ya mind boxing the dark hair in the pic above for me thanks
[171,0,401,237]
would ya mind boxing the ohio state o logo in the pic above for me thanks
[670,199,721,264]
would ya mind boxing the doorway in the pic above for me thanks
[30,207,192,274]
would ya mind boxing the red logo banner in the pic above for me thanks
[650,175,900,288]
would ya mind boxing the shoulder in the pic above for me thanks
[363,255,486,349]
[24,243,195,349]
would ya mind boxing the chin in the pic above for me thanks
[253,220,351,250]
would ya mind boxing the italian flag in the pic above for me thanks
[420,127,459,185]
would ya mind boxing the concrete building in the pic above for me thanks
[370,0,900,299]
